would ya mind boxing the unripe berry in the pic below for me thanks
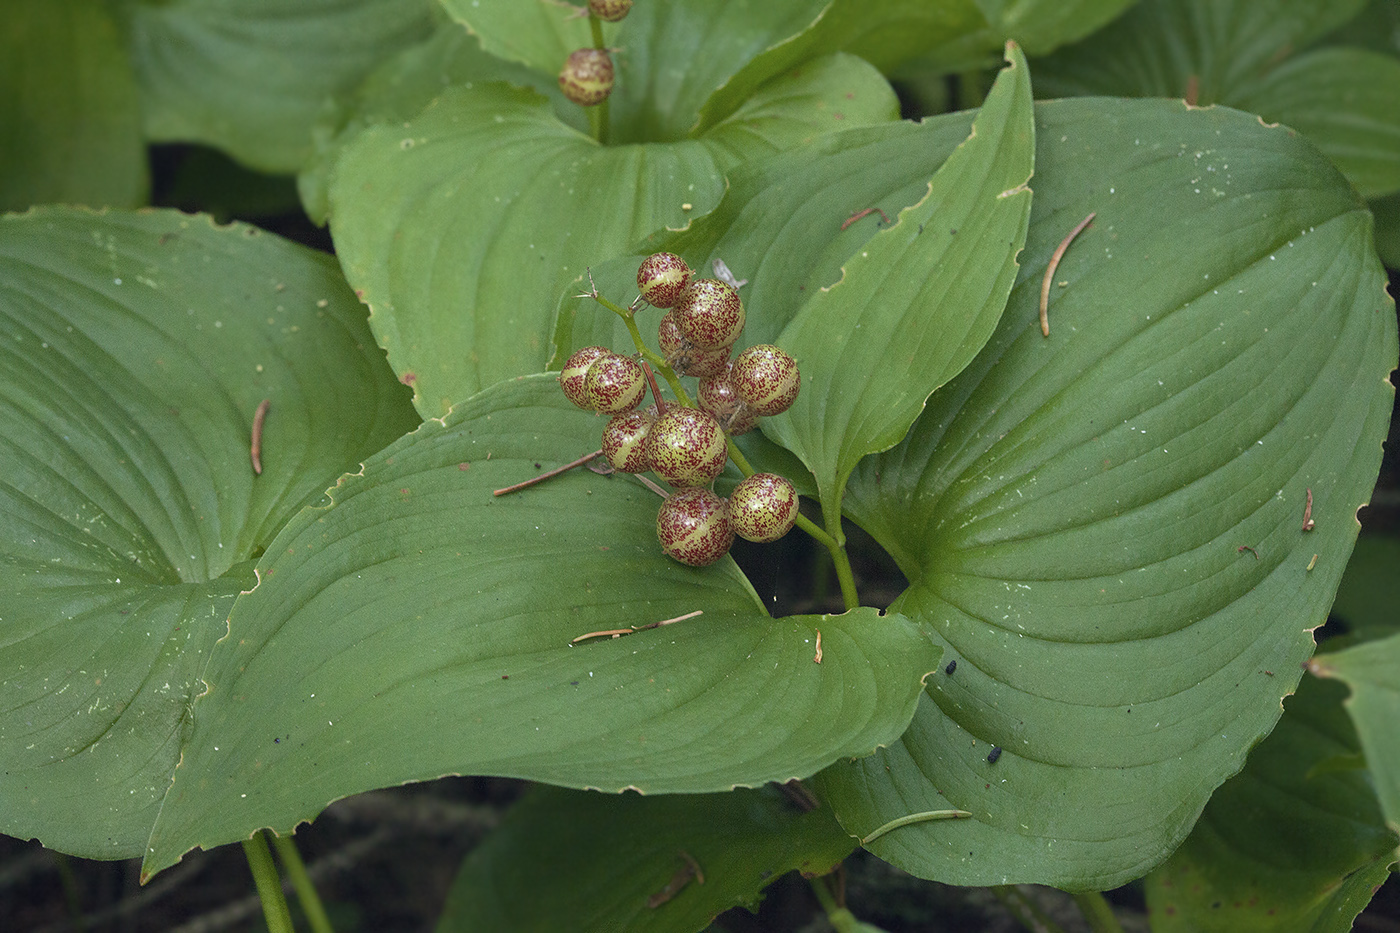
[729,473,799,542]
[601,409,653,473]
[657,488,733,566]
[697,365,757,435]
[658,311,730,378]
[731,344,800,416]
[559,345,610,408]
[588,0,632,21]
[582,353,645,414]
[559,48,614,107]
[637,252,692,308]
[645,406,727,487]
[674,278,745,350]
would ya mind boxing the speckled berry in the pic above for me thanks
[657,488,733,566]
[674,278,745,350]
[645,406,727,487]
[637,253,691,309]
[658,311,730,377]
[697,365,757,435]
[601,409,653,473]
[559,48,614,107]
[729,473,798,542]
[731,344,800,416]
[588,0,632,21]
[559,345,610,408]
[582,353,645,414]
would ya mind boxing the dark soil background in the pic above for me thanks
[3,144,1398,933]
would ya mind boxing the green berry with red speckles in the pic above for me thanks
[729,473,798,542]
[582,353,645,413]
[559,345,610,408]
[731,344,800,416]
[657,488,733,566]
[601,409,653,473]
[674,278,744,350]
[559,48,614,106]
[588,0,632,21]
[658,311,730,378]
[645,406,727,487]
[697,365,757,435]
[637,253,691,309]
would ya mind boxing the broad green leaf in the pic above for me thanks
[823,97,1397,889]
[140,375,939,878]
[435,0,593,77]
[1373,191,1400,268]
[436,784,856,932]
[328,57,898,420]
[1231,49,1400,199]
[971,0,1140,55]
[0,208,420,859]
[1145,676,1399,932]
[298,19,578,224]
[1330,534,1400,642]
[1311,634,1400,836]
[1031,0,1400,197]
[0,0,146,210]
[1032,0,1370,101]
[125,0,437,173]
[765,44,1033,512]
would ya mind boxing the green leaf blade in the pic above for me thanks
[436,785,855,932]
[141,375,938,878]
[823,98,1397,889]
[765,43,1034,506]
[0,208,418,858]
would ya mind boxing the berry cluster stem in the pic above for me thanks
[588,13,610,144]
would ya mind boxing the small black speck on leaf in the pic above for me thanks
[945,660,956,675]
[987,746,1002,764]
[534,462,542,469]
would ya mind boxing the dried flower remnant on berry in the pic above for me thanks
[582,353,645,413]
[588,0,632,21]
[637,252,692,308]
[659,311,730,378]
[657,488,733,566]
[731,344,800,416]
[559,345,610,408]
[559,48,614,106]
[674,278,745,350]
[729,473,798,542]
[646,407,727,487]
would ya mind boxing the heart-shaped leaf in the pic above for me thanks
[126,0,437,172]
[327,54,898,419]
[764,43,1033,513]
[1,0,146,210]
[1310,634,1400,837]
[436,784,855,932]
[140,375,939,878]
[820,96,1397,889]
[1031,0,1400,198]
[0,208,419,858]
[1144,675,1399,931]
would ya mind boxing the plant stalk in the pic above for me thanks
[269,832,336,933]
[822,495,860,611]
[1072,891,1126,933]
[589,13,610,144]
[242,834,295,933]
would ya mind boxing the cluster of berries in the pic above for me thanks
[558,253,802,566]
[557,0,632,107]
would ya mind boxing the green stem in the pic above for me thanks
[242,834,295,933]
[1072,891,1125,933]
[990,885,1068,933]
[822,494,860,611]
[808,876,862,933]
[588,13,610,144]
[270,832,336,933]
